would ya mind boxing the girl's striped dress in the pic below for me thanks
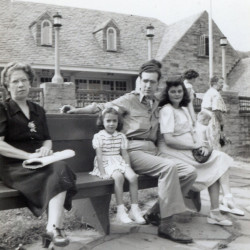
[90,130,129,177]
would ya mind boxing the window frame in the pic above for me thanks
[41,20,52,46]
[198,34,209,57]
[106,27,117,51]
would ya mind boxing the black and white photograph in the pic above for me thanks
[0,0,250,249]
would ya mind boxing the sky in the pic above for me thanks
[18,0,250,52]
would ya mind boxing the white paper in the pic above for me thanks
[23,149,75,169]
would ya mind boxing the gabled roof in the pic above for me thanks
[0,0,167,73]
[156,11,204,61]
[29,10,53,28]
[228,58,250,96]
[93,18,119,33]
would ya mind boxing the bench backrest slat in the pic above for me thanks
[46,114,98,173]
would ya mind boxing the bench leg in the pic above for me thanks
[73,194,111,235]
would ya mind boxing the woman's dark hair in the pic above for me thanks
[182,69,199,80]
[159,80,190,107]
[96,107,124,131]
[1,62,35,90]
[139,59,162,81]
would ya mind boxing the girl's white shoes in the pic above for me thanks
[116,204,146,224]
[116,204,133,224]
[219,194,244,216]
[129,204,146,224]
[207,208,232,226]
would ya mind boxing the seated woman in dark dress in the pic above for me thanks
[0,62,77,248]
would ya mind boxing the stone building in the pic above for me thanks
[0,0,240,96]
[0,0,249,156]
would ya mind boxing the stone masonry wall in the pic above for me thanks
[218,92,250,158]
[160,12,240,94]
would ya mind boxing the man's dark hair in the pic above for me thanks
[139,59,162,81]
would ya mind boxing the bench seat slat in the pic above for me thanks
[0,173,158,210]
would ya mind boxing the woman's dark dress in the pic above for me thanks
[0,99,77,217]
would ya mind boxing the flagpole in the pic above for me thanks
[209,0,213,80]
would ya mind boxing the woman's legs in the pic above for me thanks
[207,180,232,226]
[219,171,244,215]
[47,191,66,231]
[44,191,70,247]
[208,180,220,210]
[219,170,231,195]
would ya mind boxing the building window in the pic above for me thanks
[75,79,87,90]
[41,20,52,46]
[103,80,114,90]
[107,27,117,51]
[89,79,101,90]
[115,81,127,91]
[75,79,128,91]
[198,34,209,57]
[40,77,52,83]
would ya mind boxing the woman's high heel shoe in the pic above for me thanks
[207,209,232,226]
[42,233,52,248]
[220,194,244,216]
[42,225,70,248]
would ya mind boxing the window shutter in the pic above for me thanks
[199,35,209,56]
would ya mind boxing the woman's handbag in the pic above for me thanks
[192,147,212,163]
[219,133,232,147]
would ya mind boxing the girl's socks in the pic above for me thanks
[116,204,133,224]
[129,204,146,224]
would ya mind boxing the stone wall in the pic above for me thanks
[41,82,77,113]
[160,12,240,94]
[220,91,250,158]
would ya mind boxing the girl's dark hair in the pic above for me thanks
[159,80,190,107]
[182,69,199,80]
[96,107,124,131]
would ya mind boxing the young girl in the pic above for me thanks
[90,107,146,224]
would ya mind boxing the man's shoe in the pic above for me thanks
[187,190,201,212]
[158,223,193,244]
[143,212,161,226]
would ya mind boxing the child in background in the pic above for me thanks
[196,109,213,152]
[90,107,146,224]
[183,69,199,128]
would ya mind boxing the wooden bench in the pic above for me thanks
[0,114,158,234]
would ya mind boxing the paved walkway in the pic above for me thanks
[26,162,250,250]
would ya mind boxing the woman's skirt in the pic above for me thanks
[0,160,77,217]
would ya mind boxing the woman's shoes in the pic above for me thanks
[219,194,244,216]
[129,205,146,224]
[207,209,232,226]
[42,225,70,248]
